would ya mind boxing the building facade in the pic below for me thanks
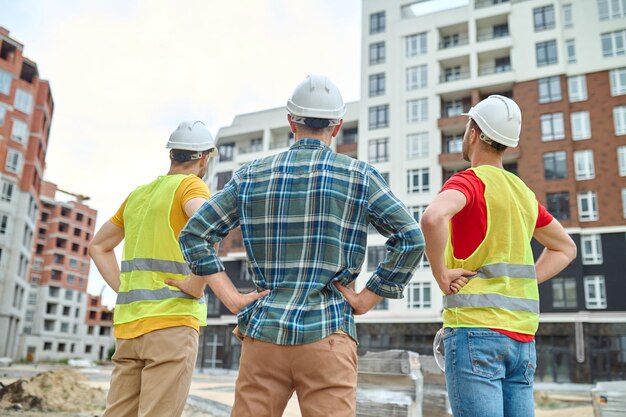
[0,27,53,358]
[198,0,626,383]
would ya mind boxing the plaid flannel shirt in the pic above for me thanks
[179,139,424,345]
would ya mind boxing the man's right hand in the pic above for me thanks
[166,275,206,299]
[435,268,475,295]
[229,290,271,315]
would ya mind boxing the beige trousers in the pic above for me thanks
[103,326,199,417]
[231,332,357,417]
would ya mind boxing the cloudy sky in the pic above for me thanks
[1,0,363,305]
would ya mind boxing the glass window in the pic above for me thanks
[540,113,565,141]
[410,205,427,224]
[562,4,573,28]
[610,68,626,96]
[369,42,385,65]
[566,39,576,63]
[218,143,235,162]
[444,134,463,154]
[552,277,577,308]
[407,98,428,123]
[0,69,11,95]
[577,191,599,221]
[11,119,28,143]
[368,138,389,163]
[216,171,232,191]
[369,73,385,97]
[407,168,429,193]
[618,146,626,176]
[534,5,555,31]
[407,132,428,159]
[443,100,463,118]
[601,30,626,57]
[1,181,14,203]
[571,111,591,140]
[574,150,595,180]
[406,32,427,57]
[14,89,33,114]
[584,275,606,309]
[0,107,5,127]
[544,151,567,180]
[597,0,626,21]
[614,106,626,135]
[369,104,389,129]
[538,76,561,103]
[5,149,22,174]
[568,75,587,102]
[406,65,427,91]
[581,234,603,264]
[536,40,558,66]
[407,282,432,309]
[367,246,386,270]
[622,188,626,218]
[370,11,385,34]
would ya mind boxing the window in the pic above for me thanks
[49,286,60,297]
[443,100,463,118]
[62,306,71,316]
[536,40,558,66]
[614,106,626,135]
[540,113,565,141]
[370,11,385,34]
[571,111,591,140]
[5,149,22,174]
[577,191,599,221]
[216,171,232,191]
[369,105,389,129]
[544,151,567,180]
[0,214,8,234]
[1,181,14,202]
[444,134,463,154]
[568,75,587,102]
[369,73,385,97]
[581,234,603,264]
[367,246,386,270]
[0,69,11,95]
[493,23,509,38]
[67,274,76,284]
[368,138,389,163]
[407,98,428,123]
[574,150,595,180]
[410,205,427,224]
[219,143,234,162]
[566,39,576,63]
[44,319,54,331]
[538,76,561,103]
[495,56,511,72]
[407,168,430,193]
[610,68,626,95]
[339,127,357,145]
[85,345,92,354]
[562,4,573,28]
[407,132,428,159]
[601,30,626,57]
[58,343,66,352]
[369,42,385,65]
[442,34,460,49]
[44,342,52,351]
[406,65,427,90]
[552,277,577,308]
[618,146,626,176]
[407,282,432,309]
[14,89,33,114]
[623,188,626,218]
[547,192,570,220]
[534,5,555,31]
[406,33,427,57]
[443,66,462,82]
[0,107,5,127]
[11,119,28,143]
[584,276,607,309]
[598,0,626,20]
[46,303,57,314]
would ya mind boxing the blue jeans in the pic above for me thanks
[443,328,536,417]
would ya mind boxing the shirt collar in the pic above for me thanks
[289,138,330,150]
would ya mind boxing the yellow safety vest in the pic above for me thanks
[443,165,539,334]
[114,175,207,326]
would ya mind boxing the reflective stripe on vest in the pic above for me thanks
[474,263,537,280]
[116,287,206,305]
[443,293,539,314]
[121,258,191,275]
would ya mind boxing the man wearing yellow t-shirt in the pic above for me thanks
[89,121,217,417]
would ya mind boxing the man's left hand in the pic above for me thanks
[333,282,383,315]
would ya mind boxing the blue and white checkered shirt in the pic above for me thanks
[180,139,424,345]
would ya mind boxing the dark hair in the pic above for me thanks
[303,117,331,130]
[170,149,211,164]
[469,119,507,152]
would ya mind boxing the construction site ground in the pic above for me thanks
[0,364,594,417]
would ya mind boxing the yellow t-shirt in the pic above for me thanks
[111,175,210,339]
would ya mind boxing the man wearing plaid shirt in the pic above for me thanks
[173,75,425,417]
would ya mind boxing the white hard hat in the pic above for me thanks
[287,75,346,125]
[166,121,217,155]
[463,95,521,148]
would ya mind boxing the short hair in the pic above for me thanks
[170,149,212,164]
[469,119,507,152]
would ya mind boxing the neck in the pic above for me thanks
[167,165,198,176]
[470,151,504,169]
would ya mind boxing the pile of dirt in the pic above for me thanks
[0,368,105,412]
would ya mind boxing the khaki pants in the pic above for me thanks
[232,332,357,417]
[103,326,199,417]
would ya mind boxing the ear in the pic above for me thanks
[169,150,174,161]
[287,114,297,134]
[331,120,344,138]
[469,127,479,145]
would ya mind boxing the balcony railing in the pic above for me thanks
[477,27,510,41]
[475,0,509,9]
[478,63,512,76]
[439,69,471,83]
[238,144,263,155]
[438,34,469,50]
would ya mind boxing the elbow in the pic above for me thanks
[565,239,578,262]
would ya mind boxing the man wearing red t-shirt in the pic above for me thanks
[421,95,576,417]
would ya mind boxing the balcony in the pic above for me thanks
[478,59,512,76]
[475,0,509,9]
[477,24,509,42]
[439,68,470,83]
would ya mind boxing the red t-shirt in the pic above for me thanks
[441,169,554,342]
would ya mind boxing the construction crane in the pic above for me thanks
[57,188,90,202]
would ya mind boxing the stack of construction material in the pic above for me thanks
[592,381,626,417]
[419,355,452,416]
[356,350,423,417]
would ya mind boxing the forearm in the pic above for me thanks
[90,250,121,292]
[204,271,245,314]
[536,248,574,284]
[420,215,449,285]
